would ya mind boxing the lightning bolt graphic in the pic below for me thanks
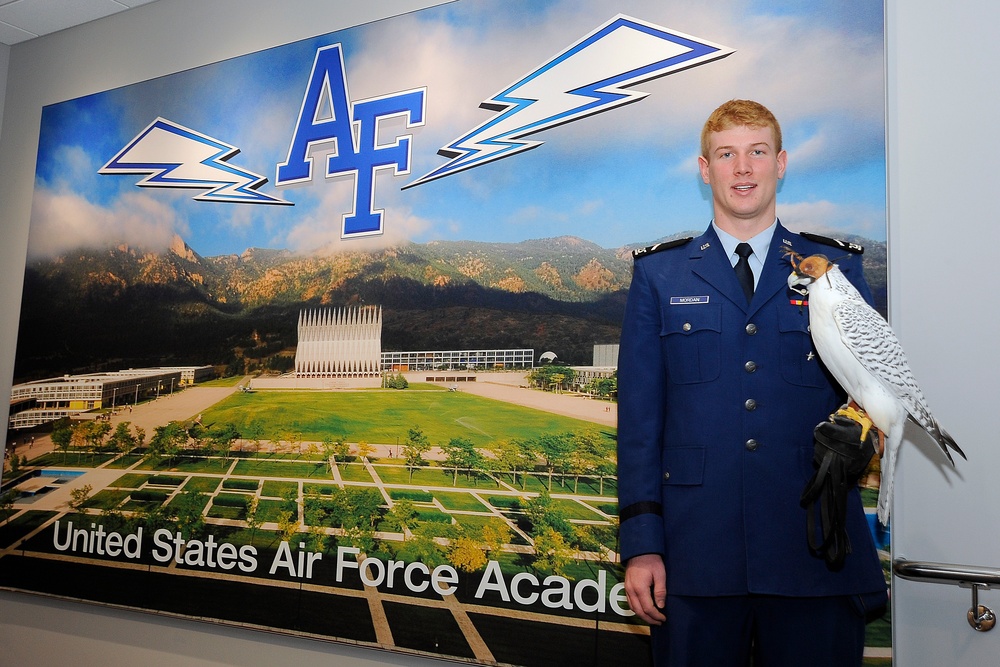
[100,118,291,205]
[405,15,733,189]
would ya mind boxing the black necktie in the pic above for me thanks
[734,242,754,303]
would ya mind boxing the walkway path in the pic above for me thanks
[451,376,617,428]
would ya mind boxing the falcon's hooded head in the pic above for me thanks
[785,250,833,295]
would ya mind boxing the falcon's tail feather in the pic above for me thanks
[876,428,902,526]
[915,416,966,465]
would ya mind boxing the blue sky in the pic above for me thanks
[27,0,886,260]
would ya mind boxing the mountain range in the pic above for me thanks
[12,233,886,383]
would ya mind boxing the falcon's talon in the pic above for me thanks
[834,405,874,442]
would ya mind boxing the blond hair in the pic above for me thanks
[700,99,782,158]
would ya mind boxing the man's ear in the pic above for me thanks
[698,155,710,184]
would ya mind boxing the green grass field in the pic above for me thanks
[200,388,615,447]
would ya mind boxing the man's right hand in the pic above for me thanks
[624,553,667,625]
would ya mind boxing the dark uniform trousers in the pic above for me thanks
[617,222,887,666]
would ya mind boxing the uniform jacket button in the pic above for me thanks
[663,471,671,481]
[745,323,758,335]
[744,360,758,373]
[745,439,759,451]
[744,398,757,411]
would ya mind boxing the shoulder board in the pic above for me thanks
[798,231,864,255]
[631,237,693,259]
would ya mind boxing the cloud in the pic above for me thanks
[27,187,186,260]
[785,119,886,172]
[777,199,885,239]
[504,198,605,229]
[283,176,431,255]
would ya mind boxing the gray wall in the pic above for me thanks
[0,43,8,142]
[886,0,1000,662]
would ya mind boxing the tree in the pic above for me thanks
[573,522,617,564]
[478,454,504,488]
[148,422,188,467]
[383,371,409,389]
[564,431,608,494]
[481,519,512,558]
[356,440,374,461]
[532,526,573,576]
[333,437,351,462]
[244,495,263,545]
[66,484,93,513]
[321,435,336,462]
[528,365,576,393]
[402,426,431,483]
[492,439,535,490]
[534,433,574,491]
[395,533,446,568]
[73,420,110,463]
[302,498,330,552]
[449,535,488,573]
[0,490,18,525]
[384,499,418,535]
[132,502,171,534]
[133,425,147,459]
[522,490,572,540]
[570,430,616,495]
[276,510,299,543]
[169,490,206,538]
[244,419,265,454]
[330,488,383,553]
[51,418,74,461]
[591,375,617,400]
[108,421,142,461]
[283,429,303,456]
[442,437,480,486]
[208,422,240,469]
[307,521,329,552]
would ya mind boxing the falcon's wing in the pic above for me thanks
[831,297,934,424]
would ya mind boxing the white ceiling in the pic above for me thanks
[0,0,160,46]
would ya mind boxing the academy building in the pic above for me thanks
[8,366,214,430]
[381,348,534,371]
[294,306,382,378]
[292,305,534,377]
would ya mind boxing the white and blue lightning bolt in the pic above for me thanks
[405,15,733,189]
[100,118,291,205]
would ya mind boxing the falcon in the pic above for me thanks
[786,250,965,524]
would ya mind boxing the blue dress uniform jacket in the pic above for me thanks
[617,221,886,598]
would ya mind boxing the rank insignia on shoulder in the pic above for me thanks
[632,237,693,259]
[798,231,864,254]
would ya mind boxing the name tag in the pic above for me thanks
[670,296,710,305]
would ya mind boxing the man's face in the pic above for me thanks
[698,124,787,235]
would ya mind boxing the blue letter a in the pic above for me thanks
[276,44,354,186]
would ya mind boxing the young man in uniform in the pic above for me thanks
[617,99,887,666]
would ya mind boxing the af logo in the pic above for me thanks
[407,15,733,188]
[276,43,426,239]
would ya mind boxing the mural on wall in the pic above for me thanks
[0,0,889,664]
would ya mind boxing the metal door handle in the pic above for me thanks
[893,558,998,631]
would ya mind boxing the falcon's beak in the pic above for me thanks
[788,271,812,296]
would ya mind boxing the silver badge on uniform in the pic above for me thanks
[670,296,710,305]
